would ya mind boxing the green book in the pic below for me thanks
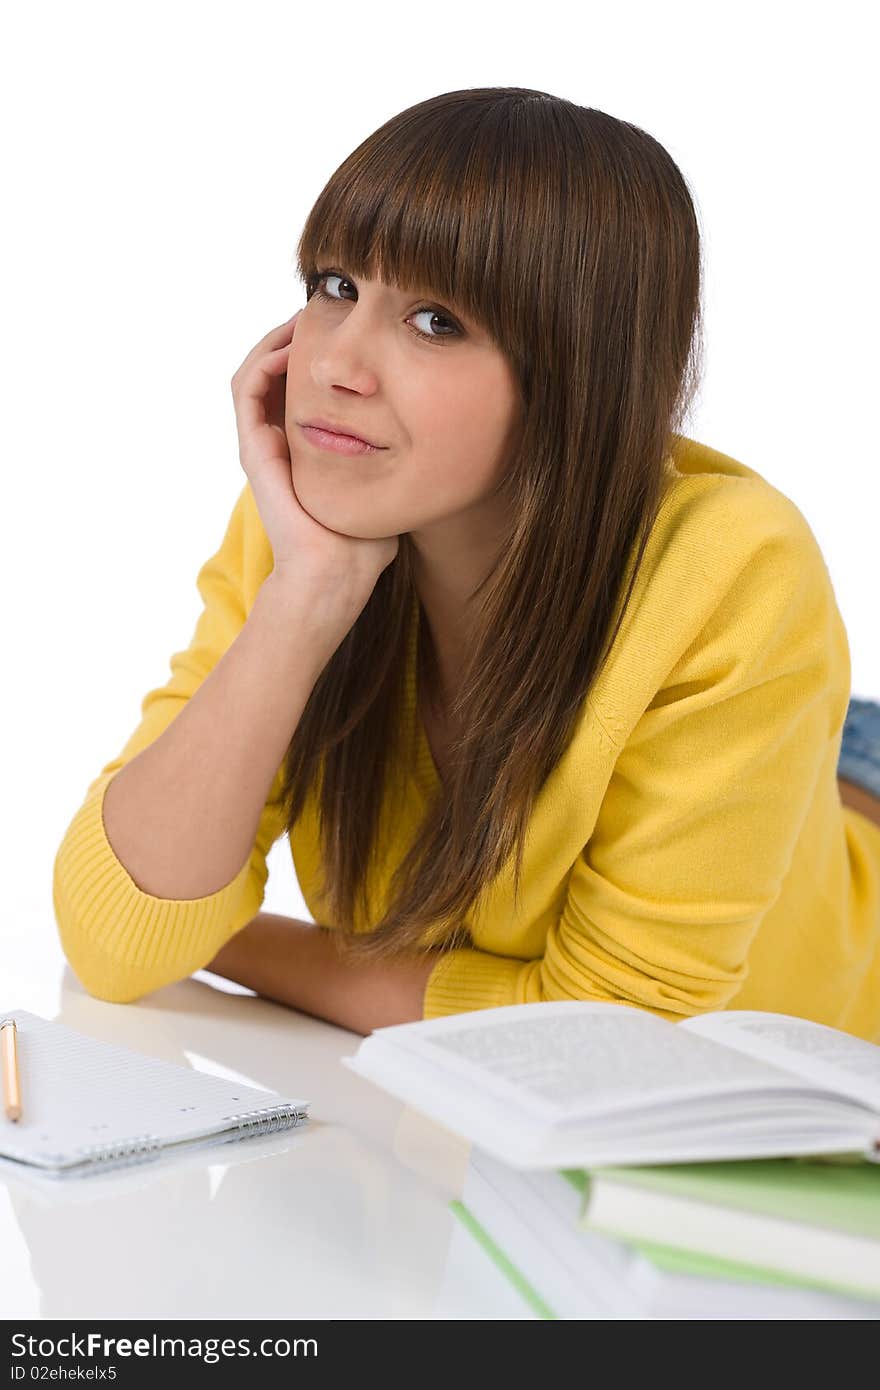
[560,1167,853,1293]
[578,1158,880,1300]
[448,1153,880,1318]
[449,1201,558,1319]
[447,1189,880,1319]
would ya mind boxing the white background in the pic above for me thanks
[2,0,877,971]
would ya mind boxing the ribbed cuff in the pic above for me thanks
[422,947,536,1019]
[52,770,261,1002]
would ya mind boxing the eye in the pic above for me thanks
[306,269,462,345]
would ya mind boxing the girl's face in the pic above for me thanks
[284,266,524,542]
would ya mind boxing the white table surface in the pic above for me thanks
[1,927,532,1322]
[2,928,878,1322]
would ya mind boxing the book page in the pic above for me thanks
[681,1011,880,1112]
[378,1002,818,1119]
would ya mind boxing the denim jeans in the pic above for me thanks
[837,696,880,799]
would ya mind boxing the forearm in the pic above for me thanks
[204,912,439,1034]
[102,576,338,900]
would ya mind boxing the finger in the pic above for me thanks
[243,343,291,387]
[234,354,293,443]
[248,318,298,364]
[234,313,301,378]
[265,311,300,337]
[261,343,293,370]
[236,345,291,409]
[232,348,292,423]
[241,454,299,537]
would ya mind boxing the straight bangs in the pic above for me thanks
[293,87,555,368]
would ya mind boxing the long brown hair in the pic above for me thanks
[279,86,705,961]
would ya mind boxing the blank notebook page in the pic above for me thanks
[0,1009,309,1175]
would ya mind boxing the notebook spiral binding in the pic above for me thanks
[225,1104,309,1138]
[61,1104,306,1167]
[71,1134,162,1164]
[37,1106,308,1175]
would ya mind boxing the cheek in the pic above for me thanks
[402,386,515,504]
[422,377,514,454]
[449,387,520,477]
[411,439,505,509]
[284,353,303,406]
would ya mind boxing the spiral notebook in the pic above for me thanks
[0,1009,309,1179]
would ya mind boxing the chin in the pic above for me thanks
[291,475,393,540]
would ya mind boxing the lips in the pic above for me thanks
[300,417,384,448]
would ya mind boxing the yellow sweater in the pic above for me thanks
[53,436,880,1040]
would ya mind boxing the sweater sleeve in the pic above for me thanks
[53,482,288,1004]
[422,514,840,1020]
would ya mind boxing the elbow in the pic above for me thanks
[529,959,744,1021]
[53,867,159,1005]
[68,969,153,1006]
[56,919,158,1004]
[51,816,259,1006]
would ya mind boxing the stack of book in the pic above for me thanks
[345,999,880,1319]
[443,1148,880,1318]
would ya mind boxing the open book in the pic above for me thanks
[343,1002,880,1170]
